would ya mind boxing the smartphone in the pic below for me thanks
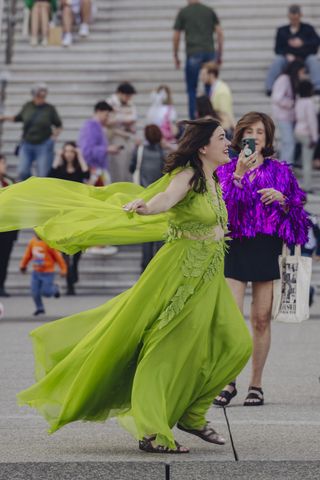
[241,138,256,158]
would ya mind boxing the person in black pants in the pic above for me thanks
[49,142,89,294]
[0,155,18,297]
[130,125,165,271]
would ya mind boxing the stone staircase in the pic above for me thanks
[1,0,320,295]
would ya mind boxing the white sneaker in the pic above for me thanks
[41,37,48,47]
[30,36,38,47]
[79,23,89,37]
[62,33,73,47]
[87,246,118,256]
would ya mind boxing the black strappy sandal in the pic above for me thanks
[213,382,237,407]
[139,436,189,454]
[243,386,264,406]
[177,422,225,445]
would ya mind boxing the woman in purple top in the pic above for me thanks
[215,111,309,407]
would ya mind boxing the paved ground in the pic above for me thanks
[0,294,320,479]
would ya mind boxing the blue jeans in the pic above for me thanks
[265,54,320,91]
[31,271,58,311]
[18,138,54,181]
[185,52,215,119]
[276,120,295,164]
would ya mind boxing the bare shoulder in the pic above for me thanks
[172,167,194,184]
[166,167,195,198]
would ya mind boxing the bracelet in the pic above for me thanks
[233,172,243,188]
[279,195,288,206]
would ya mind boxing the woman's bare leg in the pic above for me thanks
[61,1,73,33]
[31,3,40,41]
[214,278,247,402]
[40,2,50,41]
[248,281,273,392]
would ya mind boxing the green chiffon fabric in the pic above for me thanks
[0,171,252,449]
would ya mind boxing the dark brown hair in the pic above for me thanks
[145,124,163,145]
[231,112,275,157]
[61,141,81,170]
[164,117,221,193]
[202,61,220,78]
[196,95,220,120]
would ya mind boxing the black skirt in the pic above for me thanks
[224,234,283,282]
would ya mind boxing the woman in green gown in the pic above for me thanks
[0,118,252,453]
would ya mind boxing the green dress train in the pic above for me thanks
[0,170,252,449]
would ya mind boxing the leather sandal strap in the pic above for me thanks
[247,389,263,400]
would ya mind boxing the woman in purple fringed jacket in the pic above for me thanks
[214,111,309,407]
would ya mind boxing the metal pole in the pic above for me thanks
[5,0,17,65]
[0,77,7,152]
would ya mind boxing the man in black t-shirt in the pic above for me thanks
[173,0,223,119]
[265,4,320,94]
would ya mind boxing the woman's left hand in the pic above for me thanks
[257,188,286,206]
[123,199,149,215]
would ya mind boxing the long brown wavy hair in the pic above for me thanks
[164,117,221,193]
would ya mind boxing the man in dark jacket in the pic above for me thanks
[265,4,320,94]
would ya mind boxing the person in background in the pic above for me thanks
[107,82,138,182]
[60,0,93,48]
[215,111,309,408]
[173,0,223,119]
[195,95,220,120]
[78,101,119,255]
[265,4,320,95]
[271,60,306,164]
[146,85,178,146]
[20,233,67,316]
[25,0,57,47]
[49,142,89,294]
[294,80,319,192]
[0,155,18,298]
[130,125,165,271]
[78,101,120,186]
[0,83,62,180]
[200,62,235,139]
[302,202,320,307]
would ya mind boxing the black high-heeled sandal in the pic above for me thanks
[139,436,189,454]
[177,422,225,445]
[243,386,264,406]
[213,382,237,407]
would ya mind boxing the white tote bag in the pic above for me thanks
[272,245,312,323]
[132,145,144,185]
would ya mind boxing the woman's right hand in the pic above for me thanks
[123,199,149,215]
[235,150,258,178]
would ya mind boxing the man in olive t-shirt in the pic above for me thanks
[173,0,224,119]
[0,83,62,180]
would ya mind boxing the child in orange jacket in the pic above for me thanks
[20,234,67,315]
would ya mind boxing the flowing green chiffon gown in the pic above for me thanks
[0,169,252,449]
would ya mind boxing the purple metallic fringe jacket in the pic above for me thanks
[217,157,309,245]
